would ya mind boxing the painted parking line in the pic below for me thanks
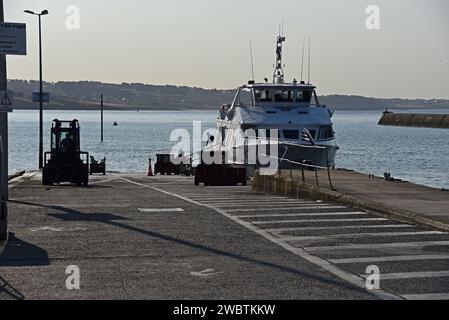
[199,200,316,205]
[193,197,309,201]
[264,224,415,233]
[276,231,445,241]
[207,202,328,208]
[237,212,367,218]
[329,254,449,264]
[402,293,449,300]
[360,270,449,280]
[305,241,449,252]
[252,218,387,225]
[179,195,290,199]
[224,206,348,213]
[137,208,184,212]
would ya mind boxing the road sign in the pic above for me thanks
[0,22,26,55]
[33,91,50,103]
[0,91,12,112]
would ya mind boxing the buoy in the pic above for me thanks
[148,159,154,176]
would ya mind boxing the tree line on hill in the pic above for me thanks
[7,79,449,111]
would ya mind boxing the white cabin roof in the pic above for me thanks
[243,82,316,90]
[230,105,333,127]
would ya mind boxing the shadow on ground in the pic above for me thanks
[0,274,25,300]
[0,233,50,267]
[8,199,374,298]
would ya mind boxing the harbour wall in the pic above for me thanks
[378,112,449,129]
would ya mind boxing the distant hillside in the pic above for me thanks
[7,80,449,111]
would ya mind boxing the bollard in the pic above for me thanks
[148,158,154,176]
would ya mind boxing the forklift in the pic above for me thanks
[42,119,89,186]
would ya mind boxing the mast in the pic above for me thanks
[273,35,286,84]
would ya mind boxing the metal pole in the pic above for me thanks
[101,94,103,142]
[38,14,43,169]
[301,161,305,183]
[326,148,334,190]
[314,146,319,186]
[0,0,9,249]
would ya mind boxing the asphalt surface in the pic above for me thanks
[1,173,448,300]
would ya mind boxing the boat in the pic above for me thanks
[209,34,339,175]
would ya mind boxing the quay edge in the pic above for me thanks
[252,171,449,233]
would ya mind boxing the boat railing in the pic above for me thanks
[258,140,334,190]
[169,138,334,189]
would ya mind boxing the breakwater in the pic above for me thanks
[378,111,449,129]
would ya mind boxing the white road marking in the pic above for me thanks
[306,241,449,252]
[179,195,289,199]
[117,176,401,300]
[190,269,222,277]
[402,293,449,300]
[361,271,449,280]
[30,226,63,232]
[329,254,449,264]
[198,200,316,205]
[224,206,348,212]
[265,224,415,233]
[252,218,387,225]
[29,226,88,232]
[237,212,366,218]
[206,202,328,207]
[137,208,184,212]
[276,231,445,241]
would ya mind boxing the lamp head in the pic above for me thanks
[41,10,49,15]
[24,10,35,15]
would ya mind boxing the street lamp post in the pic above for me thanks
[0,0,8,252]
[25,9,48,169]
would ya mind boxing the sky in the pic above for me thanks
[4,0,449,99]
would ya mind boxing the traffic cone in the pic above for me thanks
[148,159,154,176]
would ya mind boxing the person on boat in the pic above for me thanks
[219,105,226,120]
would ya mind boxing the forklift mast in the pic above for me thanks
[50,119,81,158]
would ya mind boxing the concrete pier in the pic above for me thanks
[378,111,449,129]
[2,173,449,300]
[253,169,449,231]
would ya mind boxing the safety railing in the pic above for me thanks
[259,141,335,190]
[167,138,335,190]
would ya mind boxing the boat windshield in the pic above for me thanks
[253,87,314,104]
[274,89,294,102]
[254,89,272,102]
[296,90,313,103]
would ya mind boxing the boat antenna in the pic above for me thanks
[250,40,255,82]
[273,34,286,83]
[307,36,311,84]
[300,38,305,82]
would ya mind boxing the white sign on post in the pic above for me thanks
[0,22,26,55]
[33,91,50,103]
